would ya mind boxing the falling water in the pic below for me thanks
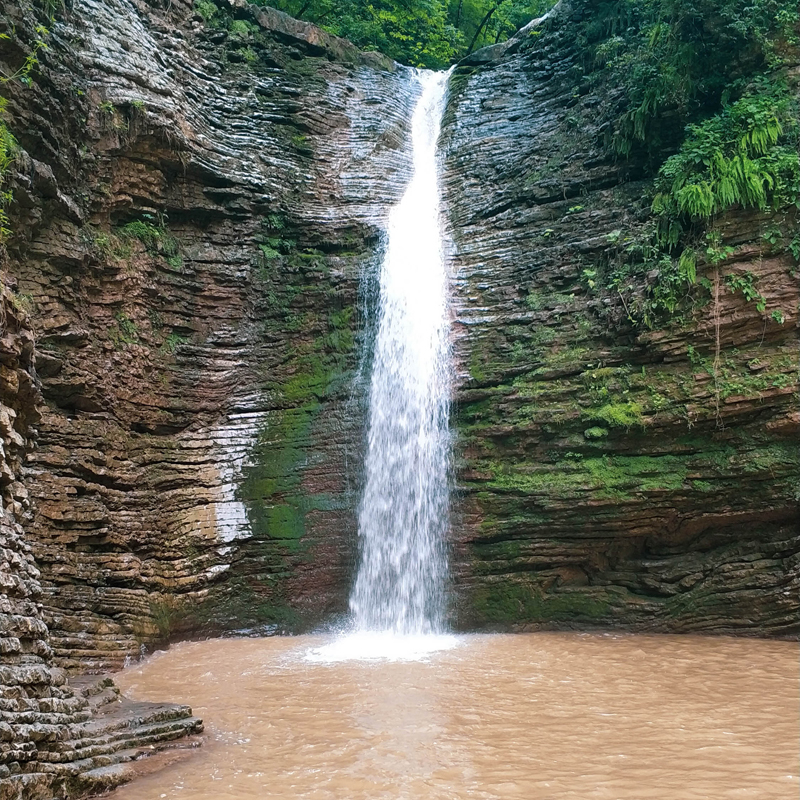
[349,70,452,637]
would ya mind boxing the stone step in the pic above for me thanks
[68,675,121,712]
[38,717,203,764]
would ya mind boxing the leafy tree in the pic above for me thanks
[261,0,557,67]
[583,0,800,156]
[575,0,800,329]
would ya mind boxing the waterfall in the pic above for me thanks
[349,69,452,636]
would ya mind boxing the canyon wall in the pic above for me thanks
[441,1,799,634]
[2,0,419,673]
[0,0,796,710]
[0,287,201,800]
[3,0,794,794]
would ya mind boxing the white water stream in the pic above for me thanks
[316,70,454,660]
[350,70,452,636]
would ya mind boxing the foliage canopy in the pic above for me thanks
[256,0,557,68]
[576,0,800,328]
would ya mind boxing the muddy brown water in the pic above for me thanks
[111,633,799,799]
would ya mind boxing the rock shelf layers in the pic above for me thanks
[441,2,799,634]
[0,285,201,799]
[2,0,418,672]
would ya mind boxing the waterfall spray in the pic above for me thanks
[306,69,456,662]
[350,69,452,636]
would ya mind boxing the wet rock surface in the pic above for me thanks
[0,286,201,799]
[441,2,799,634]
[1,0,417,671]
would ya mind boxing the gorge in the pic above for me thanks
[0,0,798,796]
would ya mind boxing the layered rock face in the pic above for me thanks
[441,2,799,634]
[0,288,201,800]
[0,0,796,699]
[1,0,417,670]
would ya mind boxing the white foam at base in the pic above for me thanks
[303,631,461,663]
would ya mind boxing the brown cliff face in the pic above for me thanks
[1,0,419,671]
[0,0,797,689]
[0,286,202,798]
[441,3,799,634]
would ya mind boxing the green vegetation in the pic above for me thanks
[196,0,558,68]
[109,311,138,348]
[196,578,302,634]
[472,581,614,624]
[0,24,50,243]
[585,0,799,158]
[571,0,800,329]
[239,215,359,561]
[160,331,190,355]
[118,215,183,268]
[652,82,799,248]
[583,401,643,428]
[484,453,690,501]
[0,103,16,243]
[148,596,188,642]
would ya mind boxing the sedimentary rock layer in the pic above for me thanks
[2,0,416,670]
[441,1,800,634]
[0,0,796,709]
[0,286,201,799]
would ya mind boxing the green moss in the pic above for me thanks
[471,581,613,625]
[283,357,330,404]
[583,401,644,428]
[538,345,589,371]
[118,216,180,262]
[237,300,357,544]
[108,311,138,348]
[264,504,307,550]
[483,453,689,502]
[160,331,190,355]
[194,578,302,634]
[525,290,576,311]
[147,596,188,643]
[468,348,487,383]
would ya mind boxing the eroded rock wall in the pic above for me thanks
[1,0,418,670]
[1,0,797,694]
[441,2,800,634]
[0,286,201,800]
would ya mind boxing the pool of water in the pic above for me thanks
[111,633,799,799]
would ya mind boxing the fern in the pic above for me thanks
[652,84,799,244]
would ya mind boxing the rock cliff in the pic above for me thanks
[441,1,799,634]
[2,0,417,674]
[0,0,795,717]
[0,286,201,799]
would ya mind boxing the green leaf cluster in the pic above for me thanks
[584,0,800,157]
[117,215,181,266]
[653,82,799,246]
[0,101,16,244]
[246,0,557,68]
[576,0,799,328]
[0,24,51,243]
